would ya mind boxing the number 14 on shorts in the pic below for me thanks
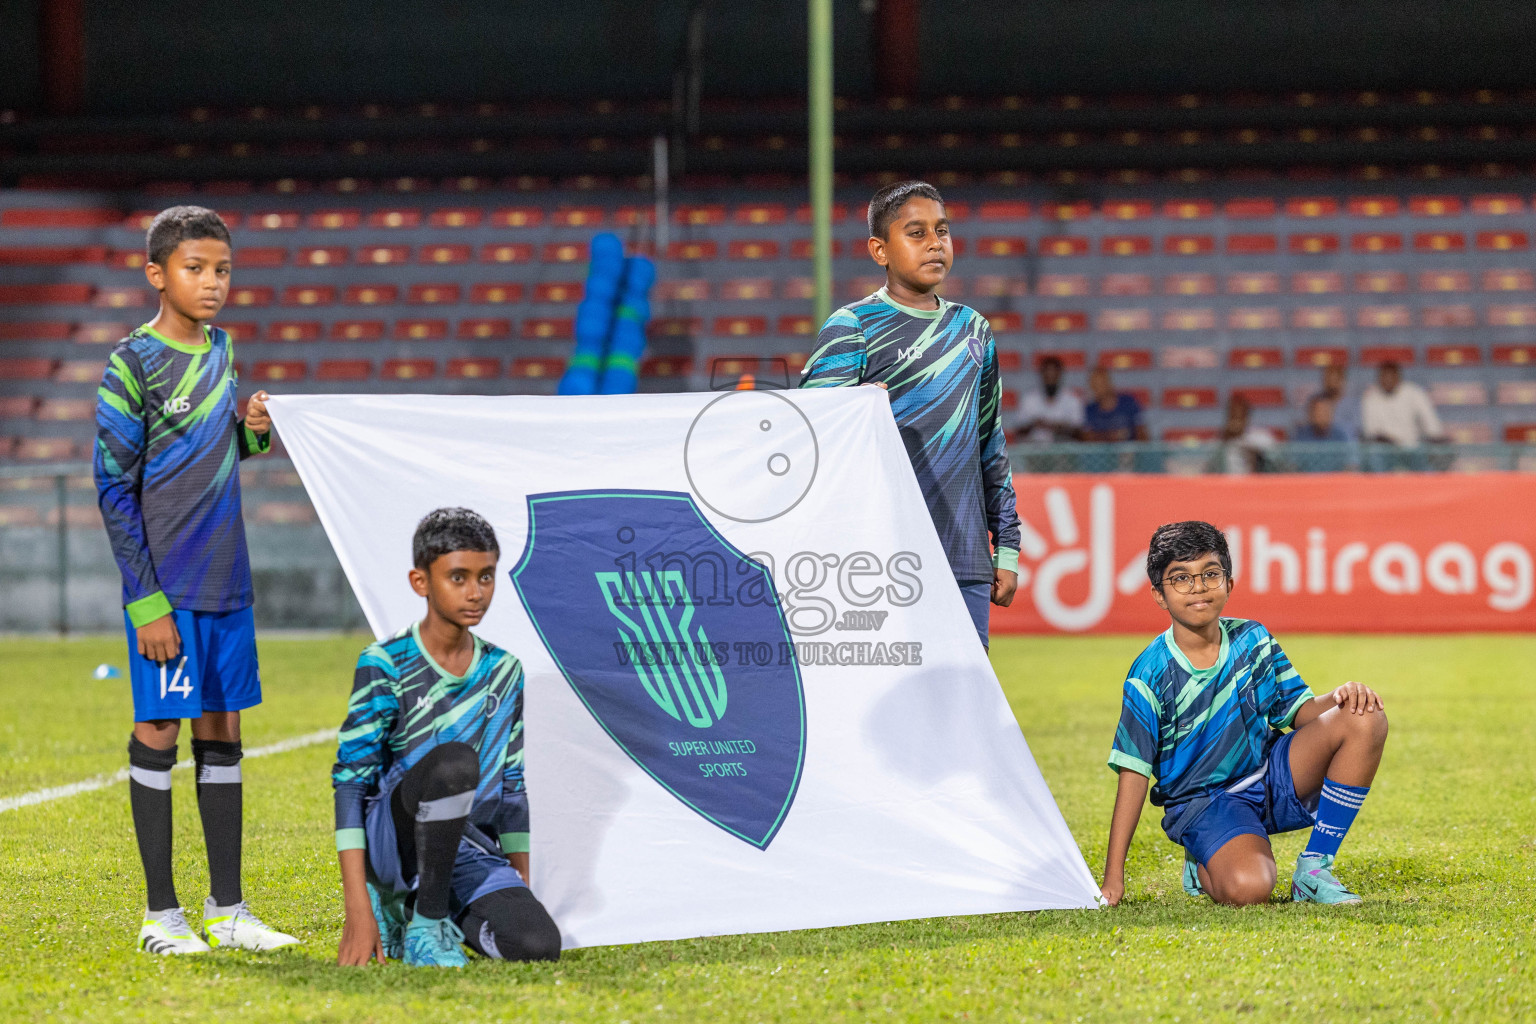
[160,656,194,699]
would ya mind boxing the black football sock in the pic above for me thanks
[191,738,243,907]
[127,736,179,912]
[392,742,478,921]
[460,887,562,961]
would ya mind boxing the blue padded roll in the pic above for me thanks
[559,232,626,395]
[597,254,656,395]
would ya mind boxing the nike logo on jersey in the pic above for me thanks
[160,395,190,416]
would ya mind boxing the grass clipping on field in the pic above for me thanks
[0,632,1531,1023]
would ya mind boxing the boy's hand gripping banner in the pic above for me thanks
[268,389,1100,948]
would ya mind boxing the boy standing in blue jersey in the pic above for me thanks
[1099,521,1389,907]
[800,181,1020,648]
[333,509,561,968]
[95,206,297,954]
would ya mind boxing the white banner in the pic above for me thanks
[268,388,1099,948]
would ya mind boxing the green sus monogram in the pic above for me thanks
[595,569,728,728]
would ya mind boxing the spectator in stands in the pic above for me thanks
[1016,356,1084,442]
[1297,394,1349,443]
[1360,362,1445,447]
[1213,393,1277,474]
[1083,368,1147,442]
[1308,364,1358,439]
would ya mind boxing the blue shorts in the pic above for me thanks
[959,581,992,649]
[364,776,526,913]
[124,606,262,722]
[1160,730,1320,868]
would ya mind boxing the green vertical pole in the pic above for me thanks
[55,473,68,635]
[809,0,833,326]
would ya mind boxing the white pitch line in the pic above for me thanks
[0,728,337,815]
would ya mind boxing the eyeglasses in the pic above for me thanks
[1161,568,1228,594]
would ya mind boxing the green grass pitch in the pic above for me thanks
[1,632,1532,1022]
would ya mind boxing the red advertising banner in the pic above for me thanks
[992,474,1536,633]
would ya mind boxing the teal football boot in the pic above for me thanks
[367,882,407,959]
[403,915,468,968]
[1291,853,1363,905]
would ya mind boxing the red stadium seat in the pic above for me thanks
[479,243,534,265]
[1493,345,1536,366]
[456,319,512,340]
[330,320,386,341]
[842,276,884,299]
[1480,269,1531,292]
[1037,274,1090,297]
[1229,348,1285,369]
[1099,349,1153,370]
[1295,347,1349,367]
[307,209,361,230]
[425,208,479,228]
[777,315,815,336]
[640,356,692,378]
[247,211,299,231]
[1160,345,1218,369]
[1291,307,1347,329]
[268,321,321,342]
[1162,308,1217,330]
[1038,236,1086,257]
[1162,199,1214,220]
[1445,421,1494,444]
[734,204,788,225]
[1227,234,1277,254]
[1476,230,1529,252]
[0,284,93,305]
[728,240,781,260]
[781,277,815,300]
[251,360,307,381]
[666,240,719,261]
[1164,235,1215,256]
[15,437,78,460]
[94,287,150,309]
[0,246,107,265]
[1430,382,1488,406]
[793,202,849,223]
[1102,235,1153,257]
[720,278,774,301]
[1357,306,1413,329]
[1288,233,1341,255]
[996,350,1023,372]
[470,283,525,304]
[1291,271,1344,294]
[1422,305,1477,328]
[296,246,349,266]
[977,200,1031,221]
[408,284,462,304]
[510,357,565,380]
[281,285,336,307]
[1097,309,1151,331]
[489,207,543,228]
[985,311,1023,333]
[1226,272,1280,295]
[228,286,275,308]
[543,242,589,263]
[1034,311,1088,332]
[1347,196,1399,217]
[1488,305,1536,327]
[354,245,407,267]
[218,323,258,341]
[0,321,72,341]
[1497,381,1536,405]
[0,358,59,379]
[533,282,583,303]
[235,246,285,266]
[446,357,501,379]
[382,359,435,381]
[1472,194,1524,215]
[1408,195,1462,217]
[344,284,399,305]
[1162,387,1219,409]
[0,396,37,418]
[1414,231,1465,253]
[713,316,768,337]
[1225,198,1277,218]
[419,244,471,265]
[1227,308,1282,330]
[1101,273,1153,296]
[316,359,372,381]
[55,359,103,383]
[521,318,574,340]
[1232,387,1286,407]
[790,239,843,259]
[1504,424,1536,443]
[649,317,700,339]
[1164,273,1217,296]
[1102,200,1152,221]
[552,207,603,227]
[674,205,726,225]
[369,208,424,229]
[394,319,448,340]
[1355,271,1407,294]
[1426,345,1482,366]
[1350,232,1402,254]
[974,274,1029,298]
[0,207,120,228]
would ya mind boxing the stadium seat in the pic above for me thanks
[0,245,107,265]
[1231,387,1287,407]
[1102,235,1154,257]
[640,356,691,378]
[1161,345,1219,368]
[307,209,361,229]
[1038,236,1086,257]
[1422,305,1477,327]
[0,207,120,228]
[1426,345,1482,366]
[15,437,77,460]
[418,244,470,265]
[1102,199,1153,220]
[543,242,589,263]
[408,284,462,304]
[976,200,1030,221]
[997,350,1024,372]
[1101,273,1153,296]
[1445,421,1494,444]
[93,287,150,309]
[0,358,58,379]
[394,319,448,340]
[0,396,37,418]
[456,318,512,339]
[479,243,534,264]
[1292,307,1347,329]
[422,208,478,228]
[1496,381,1536,405]
[248,211,300,230]
[251,360,307,381]
[1295,347,1348,367]
[713,316,767,337]
[1228,308,1282,330]
[733,203,788,225]
[1414,231,1465,253]
[105,250,146,269]
[1504,423,1536,443]
[552,207,603,227]
[296,246,348,266]
[533,282,583,303]
[1164,273,1217,296]
[649,317,700,339]
[842,277,884,298]
[1164,235,1216,256]
[1288,233,1341,254]
[55,360,103,383]
[1488,305,1536,327]
[1430,382,1488,406]
[0,502,39,524]
[974,274,1030,297]
[776,315,815,336]
[1033,311,1088,332]
[229,286,275,308]
[267,321,321,342]
[510,357,565,379]
[1098,309,1151,331]
[236,246,286,267]
[1292,271,1344,294]
[446,357,501,379]
[369,208,424,228]
[1348,196,1399,217]
[0,321,72,341]
[34,398,95,421]
[330,320,386,340]
[728,240,781,260]
[1472,194,1524,215]
[781,278,815,300]
[281,285,335,307]
[469,283,525,304]
[790,239,843,259]
[382,359,436,381]
[1355,271,1407,294]
[1227,234,1278,254]
[0,284,94,305]
[1229,348,1285,369]
[1482,269,1533,291]
[674,205,726,225]
[720,278,774,300]
[489,207,543,228]
[985,312,1023,333]
[316,359,372,381]
[1099,349,1153,370]
[1226,272,1280,294]
[1163,387,1220,409]
[1351,232,1402,254]
[1162,309,1216,330]
[1358,307,1413,329]
[1476,230,1528,251]
[521,318,574,340]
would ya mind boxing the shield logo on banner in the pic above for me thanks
[511,489,806,849]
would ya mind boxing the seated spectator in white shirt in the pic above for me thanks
[1360,362,1446,446]
[1216,393,1277,474]
[1016,355,1084,442]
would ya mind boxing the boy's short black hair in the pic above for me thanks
[412,507,499,570]
[1146,521,1232,589]
[867,180,945,238]
[1039,354,1064,372]
[146,206,232,266]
